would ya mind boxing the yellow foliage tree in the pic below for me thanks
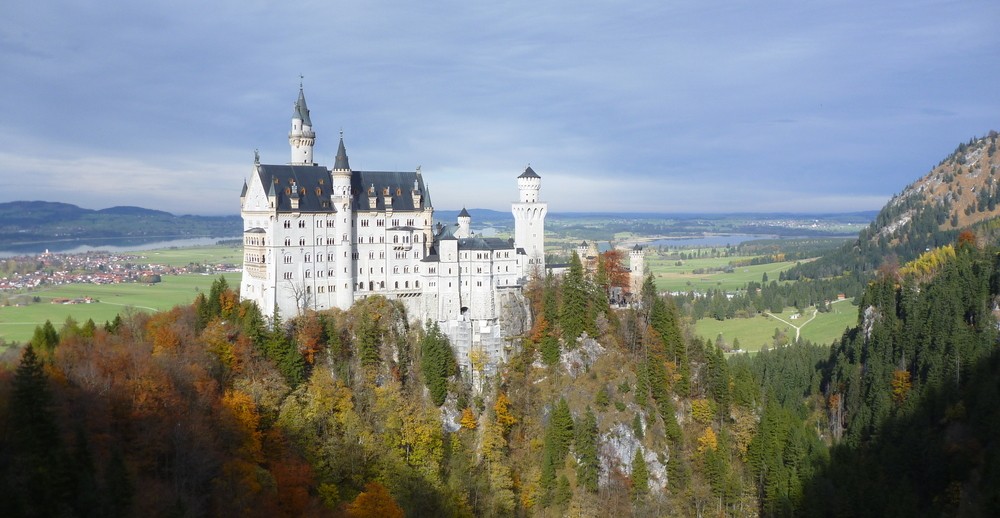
[691,398,716,425]
[494,391,517,435]
[696,426,718,454]
[891,369,912,405]
[460,407,477,430]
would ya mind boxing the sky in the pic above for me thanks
[1,1,998,216]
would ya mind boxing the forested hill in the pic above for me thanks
[784,131,1000,282]
[796,237,1000,515]
[0,201,241,247]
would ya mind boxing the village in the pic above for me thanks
[0,249,237,294]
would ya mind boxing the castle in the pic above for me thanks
[239,87,546,372]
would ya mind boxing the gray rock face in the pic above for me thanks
[599,422,668,492]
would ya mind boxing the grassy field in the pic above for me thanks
[0,272,241,344]
[695,300,858,352]
[130,245,243,267]
[650,257,801,293]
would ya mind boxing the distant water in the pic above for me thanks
[0,236,241,258]
[645,234,776,248]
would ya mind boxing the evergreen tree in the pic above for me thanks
[103,447,134,518]
[561,251,588,343]
[6,345,72,516]
[576,408,599,493]
[30,319,59,357]
[420,322,456,406]
[632,449,649,499]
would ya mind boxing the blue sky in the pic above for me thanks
[1,0,997,215]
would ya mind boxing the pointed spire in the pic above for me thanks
[458,207,471,218]
[334,131,351,170]
[240,180,248,198]
[292,84,312,126]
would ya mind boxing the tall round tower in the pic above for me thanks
[512,166,547,275]
[289,86,316,165]
[332,133,354,309]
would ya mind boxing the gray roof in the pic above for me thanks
[255,164,430,214]
[256,164,335,212]
[351,170,429,212]
[457,236,515,251]
[458,207,470,218]
[245,227,266,233]
[518,166,540,179]
[334,136,350,170]
[292,88,312,126]
[240,180,248,197]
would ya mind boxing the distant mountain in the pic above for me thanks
[0,201,241,249]
[785,130,1000,280]
[97,206,174,217]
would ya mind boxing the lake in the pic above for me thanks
[0,236,240,258]
[644,234,777,248]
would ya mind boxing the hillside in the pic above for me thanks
[0,201,241,250]
[785,131,1000,282]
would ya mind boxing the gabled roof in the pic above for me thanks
[351,170,429,212]
[240,180,248,198]
[256,164,334,213]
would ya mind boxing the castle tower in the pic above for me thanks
[331,133,354,309]
[456,207,472,238]
[512,166,547,275]
[629,245,645,295]
[289,85,316,165]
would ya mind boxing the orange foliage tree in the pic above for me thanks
[346,481,404,518]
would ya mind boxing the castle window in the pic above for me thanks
[306,286,311,294]
[369,251,375,259]
[393,267,399,274]
[304,254,310,262]
[305,270,311,278]
[405,281,409,288]
[299,238,306,246]
[380,281,385,289]
[283,272,293,280]
[284,256,292,264]
[298,220,306,228]
[393,235,399,244]
[394,281,399,289]
[284,238,291,246]
[369,282,374,290]
[415,280,420,288]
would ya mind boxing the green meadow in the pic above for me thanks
[648,255,802,293]
[130,245,243,267]
[695,300,858,352]
[0,272,241,345]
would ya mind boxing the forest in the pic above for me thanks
[2,230,1000,516]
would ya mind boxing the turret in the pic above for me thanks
[289,85,316,165]
[629,245,645,296]
[456,207,471,238]
[331,132,354,309]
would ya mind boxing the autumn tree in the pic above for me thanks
[346,481,404,518]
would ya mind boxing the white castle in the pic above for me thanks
[239,87,546,371]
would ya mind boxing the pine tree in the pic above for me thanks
[576,408,600,493]
[30,319,59,357]
[632,449,649,499]
[561,251,588,343]
[7,345,72,516]
[421,321,456,406]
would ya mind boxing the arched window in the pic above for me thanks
[394,281,399,289]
